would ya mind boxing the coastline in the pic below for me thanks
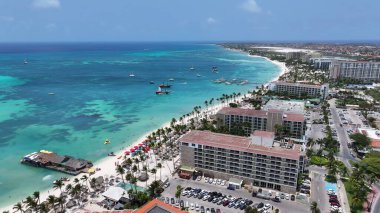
[0,47,288,211]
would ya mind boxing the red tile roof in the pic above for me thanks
[180,130,302,160]
[135,199,186,213]
[253,130,275,138]
[218,107,267,117]
[371,140,380,148]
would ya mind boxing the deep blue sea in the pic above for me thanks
[0,42,280,207]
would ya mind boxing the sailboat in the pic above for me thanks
[129,73,135,77]
[189,65,195,70]
[156,87,170,95]
[159,82,172,88]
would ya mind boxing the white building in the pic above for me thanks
[329,60,380,81]
[268,81,329,99]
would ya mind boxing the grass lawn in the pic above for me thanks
[310,155,328,166]
[342,179,364,213]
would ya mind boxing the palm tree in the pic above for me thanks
[90,177,97,191]
[47,195,57,213]
[175,185,184,201]
[38,203,49,213]
[23,196,38,212]
[80,174,89,189]
[56,196,65,212]
[65,183,72,193]
[151,168,157,181]
[32,191,40,205]
[116,165,125,183]
[157,163,162,181]
[70,184,82,206]
[13,202,24,213]
[310,201,318,213]
[130,176,138,193]
[53,179,65,193]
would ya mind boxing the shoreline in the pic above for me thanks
[0,47,288,211]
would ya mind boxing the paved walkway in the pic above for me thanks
[336,178,350,213]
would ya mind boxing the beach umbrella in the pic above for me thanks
[138,143,144,146]
[130,148,135,152]
[124,151,130,155]
[134,145,139,149]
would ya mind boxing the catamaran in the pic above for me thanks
[159,83,172,88]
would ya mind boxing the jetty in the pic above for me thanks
[21,150,93,175]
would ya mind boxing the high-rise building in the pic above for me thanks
[310,58,334,70]
[179,130,305,193]
[215,107,306,139]
[329,60,380,81]
[268,81,329,100]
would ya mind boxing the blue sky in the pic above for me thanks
[0,0,379,42]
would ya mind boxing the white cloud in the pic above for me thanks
[240,0,261,13]
[207,17,217,24]
[32,0,60,9]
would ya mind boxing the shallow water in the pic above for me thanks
[0,42,280,207]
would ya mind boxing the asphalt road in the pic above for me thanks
[329,106,357,170]
[371,183,380,213]
[309,167,329,213]
[162,177,310,213]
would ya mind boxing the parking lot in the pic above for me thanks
[161,176,310,213]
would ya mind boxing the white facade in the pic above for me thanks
[329,60,380,81]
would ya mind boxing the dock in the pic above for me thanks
[21,150,93,175]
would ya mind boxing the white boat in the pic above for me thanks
[129,73,135,77]
[23,59,28,64]
[189,66,195,70]
[196,74,201,77]
[225,81,232,85]
[169,78,175,81]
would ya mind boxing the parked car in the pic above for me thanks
[200,206,205,213]
[291,195,295,201]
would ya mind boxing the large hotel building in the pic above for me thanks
[329,60,380,81]
[216,107,306,140]
[268,81,329,100]
[179,130,305,193]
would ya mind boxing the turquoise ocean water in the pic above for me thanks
[0,43,280,207]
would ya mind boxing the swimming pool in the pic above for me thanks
[325,181,338,192]
[117,182,145,192]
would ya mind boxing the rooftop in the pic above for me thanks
[135,199,186,213]
[218,107,267,117]
[271,81,322,89]
[252,130,275,138]
[180,130,302,160]
[263,99,305,114]
[218,107,305,122]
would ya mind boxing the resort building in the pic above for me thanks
[268,81,329,100]
[285,52,305,60]
[216,107,306,139]
[310,58,334,70]
[179,130,306,193]
[263,99,305,114]
[329,60,380,81]
[135,199,186,213]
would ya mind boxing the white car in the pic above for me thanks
[190,203,194,210]
[221,180,226,186]
[196,176,202,181]
[209,178,213,184]
[202,195,210,201]
[216,179,221,185]
[264,203,271,210]
[204,177,209,183]
[213,180,217,185]
[182,191,188,196]
[195,203,200,211]
[285,194,290,200]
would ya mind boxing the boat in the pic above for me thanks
[129,73,135,77]
[225,81,232,85]
[189,66,195,70]
[149,81,155,84]
[156,87,170,95]
[239,80,249,85]
[212,66,218,71]
[108,152,116,156]
[23,59,28,64]
[104,139,111,145]
[48,93,55,95]
[159,83,171,88]
[196,74,201,77]
[168,78,175,81]
[213,77,226,84]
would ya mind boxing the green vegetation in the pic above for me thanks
[365,89,380,101]
[310,155,328,166]
[361,151,380,177]
[349,133,371,151]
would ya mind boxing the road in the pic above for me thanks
[371,183,380,213]
[328,102,357,170]
[309,166,329,213]
[162,177,309,213]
